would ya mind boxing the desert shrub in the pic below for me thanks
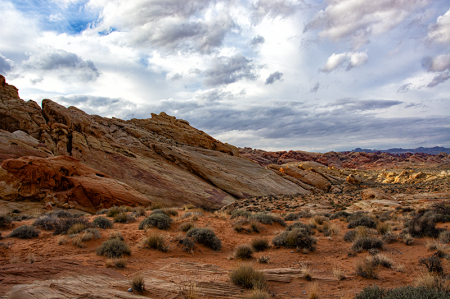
[251,237,269,251]
[181,211,203,219]
[150,209,165,215]
[403,233,414,245]
[285,222,314,234]
[138,213,172,230]
[106,257,127,268]
[310,215,327,227]
[439,230,450,244]
[96,209,108,215]
[9,225,40,239]
[382,233,397,244]
[328,223,341,235]
[355,258,378,279]
[272,228,317,251]
[233,223,246,233]
[52,210,73,218]
[162,208,178,216]
[119,205,132,212]
[132,206,146,217]
[348,216,377,229]
[67,223,86,235]
[93,216,113,229]
[298,210,312,218]
[377,222,391,235]
[131,274,145,293]
[53,217,90,235]
[230,210,251,219]
[113,212,135,223]
[85,228,101,239]
[57,236,68,245]
[230,264,266,289]
[333,267,346,281]
[355,284,450,299]
[419,256,443,274]
[415,272,450,292]
[250,213,286,226]
[369,248,380,256]
[72,234,85,248]
[404,214,441,238]
[300,264,312,281]
[284,213,299,221]
[329,211,350,220]
[234,244,254,259]
[180,237,196,253]
[33,216,58,230]
[186,228,222,251]
[141,233,167,252]
[0,215,12,228]
[106,206,120,217]
[244,289,270,299]
[352,237,383,251]
[109,231,124,240]
[180,222,195,232]
[250,221,262,233]
[96,238,131,258]
[257,255,270,263]
[368,254,393,268]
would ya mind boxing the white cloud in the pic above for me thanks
[427,8,450,44]
[321,51,368,73]
[305,0,428,48]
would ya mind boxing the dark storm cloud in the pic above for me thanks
[250,35,265,46]
[251,0,306,24]
[265,71,283,85]
[22,49,100,82]
[427,71,450,88]
[0,54,13,74]
[310,82,320,93]
[204,54,258,86]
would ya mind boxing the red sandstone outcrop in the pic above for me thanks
[0,156,151,213]
[0,75,311,211]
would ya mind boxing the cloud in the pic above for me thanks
[169,73,183,81]
[22,49,100,82]
[265,71,284,85]
[422,53,450,72]
[427,8,450,44]
[89,0,236,54]
[397,83,412,93]
[251,0,306,24]
[327,98,403,111]
[304,0,427,48]
[321,52,368,73]
[204,54,258,86]
[310,82,320,93]
[427,71,450,88]
[0,53,13,74]
[250,35,265,46]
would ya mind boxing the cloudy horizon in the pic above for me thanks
[1,0,449,152]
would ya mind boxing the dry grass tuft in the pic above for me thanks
[333,267,345,281]
[300,264,312,281]
[105,257,128,268]
[131,274,145,293]
[308,282,320,299]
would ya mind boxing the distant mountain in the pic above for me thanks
[349,146,450,155]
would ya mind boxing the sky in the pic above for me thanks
[0,0,449,152]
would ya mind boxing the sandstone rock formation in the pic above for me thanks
[0,75,311,212]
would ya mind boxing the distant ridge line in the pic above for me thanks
[346,146,450,155]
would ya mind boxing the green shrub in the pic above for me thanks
[230,264,266,289]
[272,228,317,251]
[284,213,299,221]
[352,237,383,251]
[230,210,252,219]
[33,216,58,230]
[234,244,254,259]
[138,213,172,230]
[96,209,108,215]
[106,206,120,217]
[348,216,377,229]
[93,216,113,229]
[96,238,131,258]
[355,284,450,299]
[251,237,269,251]
[186,228,221,251]
[9,225,40,239]
[113,212,134,223]
[0,215,12,228]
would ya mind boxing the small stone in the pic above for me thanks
[128,288,133,292]
[291,251,294,253]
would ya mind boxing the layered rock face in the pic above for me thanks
[0,75,310,212]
